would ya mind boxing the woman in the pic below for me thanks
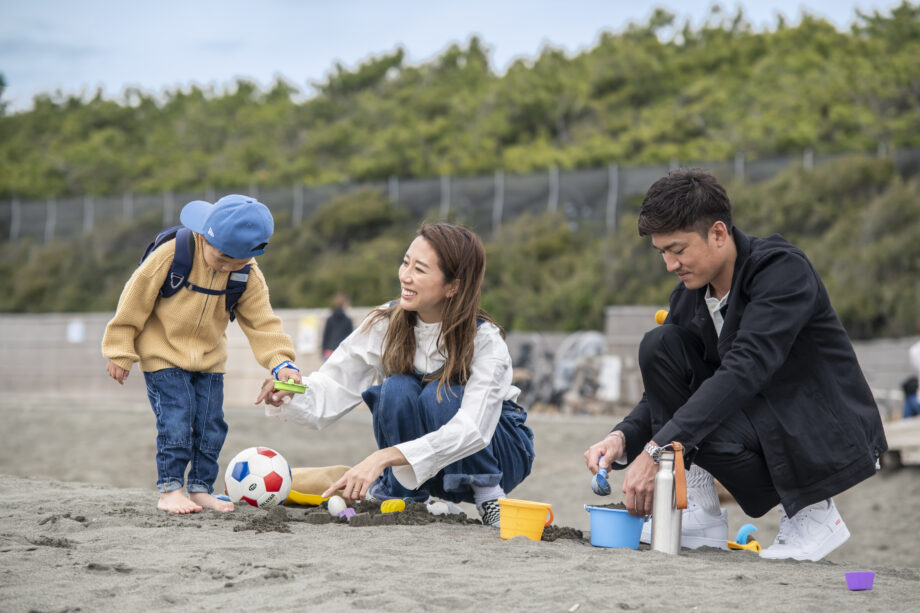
[257,223,534,526]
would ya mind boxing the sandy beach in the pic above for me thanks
[2,393,918,612]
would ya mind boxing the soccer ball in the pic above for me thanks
[224,446,292,508]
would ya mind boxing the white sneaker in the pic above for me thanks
[640,490,729,550]
[759,498,850,562]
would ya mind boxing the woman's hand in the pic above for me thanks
[254,377,291,406]
[322,447,408,503]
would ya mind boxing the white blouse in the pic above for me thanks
[265,308,521,489]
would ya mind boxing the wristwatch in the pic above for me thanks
[644,442,663,464]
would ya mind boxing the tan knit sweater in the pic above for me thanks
[102,233,295,374]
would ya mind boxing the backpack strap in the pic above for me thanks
[159,227,194,298]
[183,265,249,322]
[224,265,250,322]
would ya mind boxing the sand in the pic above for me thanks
[1,393,919,612]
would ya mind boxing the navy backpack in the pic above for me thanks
[140,225,249,321]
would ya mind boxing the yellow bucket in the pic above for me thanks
[497,498,554,541]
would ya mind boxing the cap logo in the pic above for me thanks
[207,227,215,238]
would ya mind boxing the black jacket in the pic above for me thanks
[617,227,887,515]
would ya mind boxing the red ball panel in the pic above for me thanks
[263,471,283,492]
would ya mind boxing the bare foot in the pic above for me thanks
[158,490,203,514]
[189,492,234,512]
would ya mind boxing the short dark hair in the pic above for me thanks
[637,168,732,237]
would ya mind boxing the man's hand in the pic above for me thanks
[106,360,129,384]
[622,442,659,517]
[584,431,626,475]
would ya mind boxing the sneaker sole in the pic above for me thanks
[681,534,730,550]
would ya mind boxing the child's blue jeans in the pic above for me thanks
[361,374,535,504]
[143,368,227,494]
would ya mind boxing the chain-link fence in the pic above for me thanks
[4,148,919,243]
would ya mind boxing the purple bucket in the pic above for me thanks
[845,571,875,591]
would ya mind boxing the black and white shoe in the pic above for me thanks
[478,499,501,527]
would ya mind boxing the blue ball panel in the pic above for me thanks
[231,461,250,482]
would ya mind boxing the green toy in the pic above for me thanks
[274,378,308,393]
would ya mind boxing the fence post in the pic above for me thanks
[440,174,450,219]
[248,182,259,200]
[292,183,304,225]
[803,148,814,171]
[606,163,619,232]
[44,198,57,243]
[388,176,399,203]
[547,166,559,212]
[10,198,20,240]
[83,196,95,235]
[163,191,175,225]
[123,192,134,220]
[492,169,504,235]
[734,153,745,181]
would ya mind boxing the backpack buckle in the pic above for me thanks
[168,272,186,290]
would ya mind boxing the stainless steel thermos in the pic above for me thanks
[651,449,682,554]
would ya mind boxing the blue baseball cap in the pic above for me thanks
[180,194,274,259]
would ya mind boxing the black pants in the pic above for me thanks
[639,324,780,518]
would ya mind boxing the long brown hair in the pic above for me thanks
[365,223,503,399]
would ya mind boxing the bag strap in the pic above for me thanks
[159,227,194,298]
[671,441,687,510]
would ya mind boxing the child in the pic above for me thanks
[103,194,301,514]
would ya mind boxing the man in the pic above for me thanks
[584,169,887,561]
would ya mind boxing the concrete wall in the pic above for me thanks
[1,309,915,418]
[0,308,369,409]
[602,305,918,420]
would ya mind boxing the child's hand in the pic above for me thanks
[276,367,302,384]
[106,360,130,384]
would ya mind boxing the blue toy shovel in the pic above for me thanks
[591,455,611,496]
[727,523,761,552]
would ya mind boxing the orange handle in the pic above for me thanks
[544,507,554,526]
[672,442,687,510]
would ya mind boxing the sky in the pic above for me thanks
[0,0,908,112]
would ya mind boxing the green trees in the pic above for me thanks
[1,5,919,337]
[3,5,920,197]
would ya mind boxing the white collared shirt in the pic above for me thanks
[705,286,731,337]
[266,306,520,489]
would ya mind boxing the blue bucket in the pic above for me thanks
[584,505,644,549]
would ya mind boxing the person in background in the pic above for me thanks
[903,340,920,419]
[584,169,887,561]
[322,293,354,360]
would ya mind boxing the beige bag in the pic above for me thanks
[286,465,350,504]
